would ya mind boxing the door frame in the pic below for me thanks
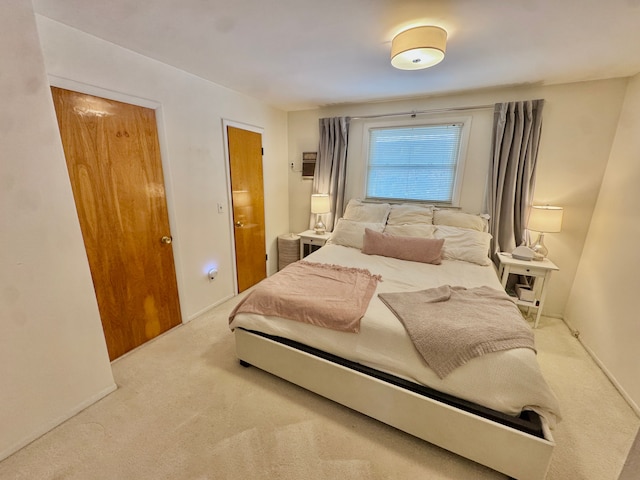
[222,119,266,295]
[48,75,188,326]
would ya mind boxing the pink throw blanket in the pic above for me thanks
[229,261,381,333]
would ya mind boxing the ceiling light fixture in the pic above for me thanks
[391,26,447,70]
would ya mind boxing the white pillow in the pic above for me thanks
[343,199,391,224]
[383,224,437,238]
[434,225,492,266]
[327,219,385,249]
[387,203,434,225]
[433,209,489,232]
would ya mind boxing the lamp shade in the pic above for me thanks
[391,26,447,70]
[528,205,563,233]
[311,194,330,214]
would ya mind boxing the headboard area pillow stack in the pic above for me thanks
[327,199,492,265]
[433,226,492,266]
[386,203,434,225]
[432,209,492,265]
[326,199,390,249]
[326,219,385,250]
[383,224,438,238]
[433,208,489,232]
[384,203,437,238]
[342,199,391,224]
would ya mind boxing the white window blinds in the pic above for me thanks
[366,123,463,203]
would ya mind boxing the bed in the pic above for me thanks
[229,201,561,480]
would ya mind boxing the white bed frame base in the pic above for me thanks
[235,328,554,480]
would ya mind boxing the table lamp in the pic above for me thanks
[527,205,563,260]
[311,194,330,234]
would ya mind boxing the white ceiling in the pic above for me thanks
[33,0,640,111]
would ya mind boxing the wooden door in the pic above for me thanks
[227,126,267,292]
[52,87,182,360]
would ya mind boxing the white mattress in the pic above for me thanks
[229,244,561,427]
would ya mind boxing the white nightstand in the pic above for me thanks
[496,252,559,328]
[298,230,331,258]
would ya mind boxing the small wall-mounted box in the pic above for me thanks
[515,284,536,303]
[302,152,317,178]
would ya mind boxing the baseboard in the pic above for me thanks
[561,318,640,419]
[0,382,117,462]
[187,293,236,321]
[576,337,640,418]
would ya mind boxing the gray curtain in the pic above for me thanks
[488,100,544,260]
[310,116,350,232]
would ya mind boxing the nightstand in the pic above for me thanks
[496,252,559,328]
[298,230,331,258]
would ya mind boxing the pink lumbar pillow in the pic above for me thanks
[362,228,444,264]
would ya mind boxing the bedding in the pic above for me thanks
[362,228,444,264]
[378,285,535,378]
[229,261,380,333]
[325,218,384,249]
[383,223,437,238]
[386,203,434,225]
[434,225,493,266]
[229,243,561,428]
[433,208,489,231]
[342,199,391,223]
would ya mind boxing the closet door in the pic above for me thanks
[52,87,182,360]
[227,125,267,292]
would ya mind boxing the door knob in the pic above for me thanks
[235,221,244,227]
[161,235,173,244]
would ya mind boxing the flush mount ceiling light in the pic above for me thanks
[391,26,447,70]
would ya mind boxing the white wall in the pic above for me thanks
[3,1,635,461]
[1,2,289,461]
[0,0,116,460]
[564,73,640,414]
[36,16,290,319]
[288,79,628,318]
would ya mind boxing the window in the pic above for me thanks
[365,121,468,204]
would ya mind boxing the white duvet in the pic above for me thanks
[229,244,561,428]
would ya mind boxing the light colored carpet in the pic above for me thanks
[1,295,638,480]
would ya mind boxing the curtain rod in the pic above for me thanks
[349,104,494,120]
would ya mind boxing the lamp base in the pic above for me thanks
[530,233,548,261]
[313,217,326,235]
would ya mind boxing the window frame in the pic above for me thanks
[361,115,472,206]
